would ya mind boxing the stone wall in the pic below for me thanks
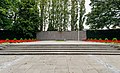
[36,31,86,41]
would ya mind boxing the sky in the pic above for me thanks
[84,0,91,29]
[85,0,91,14]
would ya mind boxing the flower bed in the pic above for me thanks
[0,39,37,44]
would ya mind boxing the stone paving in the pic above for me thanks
[0,55,120,73]
[0,41,120,73]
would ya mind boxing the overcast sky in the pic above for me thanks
[85,0,91,14]
[84,0,91,29]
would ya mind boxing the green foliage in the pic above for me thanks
[6,38,9,40]
[0,0,13,30]
[20,38,23,40]
[24,38,27,40]
[32,38,34,40]
[47,0,70,31]
[90,38,93,40]
[12,0,40,37]
[105,38,108,40]
[13,38,17,40]
[94,38,97,40]
[0,0,41,37]
[112,38,117,41]
[0,0,86,38]
[71,0,78,31]
[79,0,85,30]
[99,38,102,40]
[86,0,120,29]
[87,38,90,40]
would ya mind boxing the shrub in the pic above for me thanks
[90,38,93,40]
[87,38,90,40]
[105,38,108,40]
[13,38,17,40]
[112,38,117,41]
[94,38,97,40]
[34,38,37,40]
[99,38,102,40]
[6,38,9,40]
[24,38,27,40]
[20,38,23,40]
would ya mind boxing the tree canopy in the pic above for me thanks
[12,0,40,37]
[86,0,120,29]
[0,0,12,29]
[0,0,86,37]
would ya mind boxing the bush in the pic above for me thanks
[99,38,102,40]
[105,38,108,40]
[20,38,23,40]
[13,38,17,40]
[112,38,117,41]
[94,38,97,40]
[90,38,93,40]
[24,38,27,40]
[6,38,9,40]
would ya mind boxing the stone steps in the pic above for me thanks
[4,45,114,49]
[2,48,117,50]
[1,50,120,52]
[5,46,113,48]
[0,52,120,55]
[0,43,119,55]
[6,44,111,46]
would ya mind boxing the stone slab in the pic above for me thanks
[0,55,120,73]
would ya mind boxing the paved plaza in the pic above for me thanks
[0,55,120,73]
[0,41,120,73]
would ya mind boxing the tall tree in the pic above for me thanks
[41,0,86,31]
[0,0,12,29]
[39,0,48,31]
[62,0,69,31]
[12,0,40,37]
[86,0,120,29]
[47,0,69,31]
[57,0,69,31]
[0,0,86,32]
[47,0,56,31]
[71,0,78,31]
[79,0,85,30]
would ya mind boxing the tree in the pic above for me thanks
[56,0,69,31]
[0,0,86,33]
[12,0,40,37]
[70,0,86,31]
[47,0,69,31]
[38,0,48,31]
[47,0,57,31]
[86,0,120,29]
[71,0,78,31]
[79,0,85,30]
[0,0,12,30]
